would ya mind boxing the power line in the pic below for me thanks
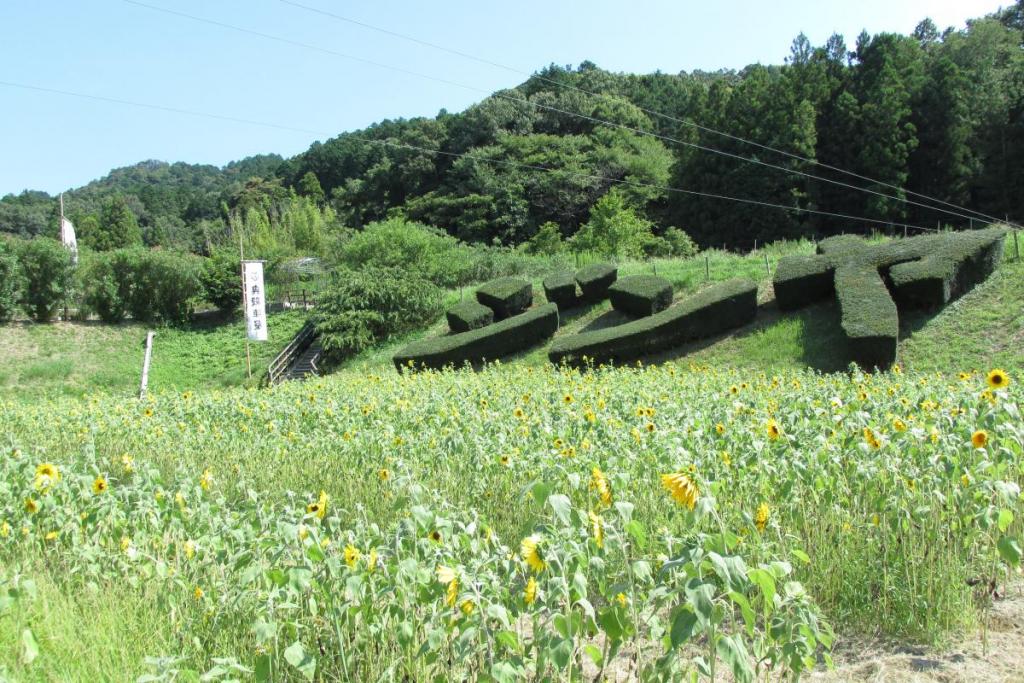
[0,78,942,236]
[276,0,1016,229]
[123,0,1013,230]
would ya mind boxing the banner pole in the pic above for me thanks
[240,233,251,379]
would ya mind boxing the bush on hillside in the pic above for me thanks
[201,249,243,314]
[446,300,494,332]
[125,250,203,324]
[575,263,618,302]
[0,241,20,322]
[475,277,532,320]
[17,238,75,322]
[542,271,579,310]
[315,267,444,361]
[81,249,138,323]
[608,275,674,317]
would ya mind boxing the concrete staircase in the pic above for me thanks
[267,321,322,385]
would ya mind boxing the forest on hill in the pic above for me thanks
[2,3,1023,254]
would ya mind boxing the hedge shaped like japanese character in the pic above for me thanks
[475,277,533,320]
[609,275,673,317]
[549,278,757,367]
[543,272,579,310]
[446,300,494,332]
[394,303,559,371]
[575,263,617,302]
[773,227,1006,370]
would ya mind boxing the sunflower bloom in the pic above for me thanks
[588,511,605,549]
[460,599,475,616]
[520,535,547,573]
[307,491,328,520]
[661,472,700,510]
[863,428,881,450]
[92,476,108,495]
[378,468,390,482]
[766,420,781,441]
[344,544,361,568]
[524,576,538,605]
[184,539,196,560]
[34,463,61,492]
[987,369,1009,390]
[590,467,613,507]
[971,430,988,448]
[24,498,39,514]
[193,586,204,600]
[755,503,770,532]
[199,469,213,491]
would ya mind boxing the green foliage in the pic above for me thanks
[608,275,674,317]
[570,190,655,259]
[393,303,558,370]
[549,278,758,366]
[80,249,137,323]
[524,222,565,255]
[124,250,203,324]
[16,238,75,322]
[200,250,242,314]
[542,271,579,310]
[296,171,325,204]
[663,227,699,258]
[475,277,532,320]
[773,228,1006,369]
[575,263,618,302]
[87,195,143,251]
[314,267,444,361]
[0,241,20,321]
[446,300,494,332]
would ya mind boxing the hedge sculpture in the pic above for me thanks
[549,278,757,367]
[475,277,533,320]
[394,303,559,371]
[609,275,674,317]
[773,227,1005,370]
[542,272,579,310]
[575,263,617,302]
[446,300,494,332]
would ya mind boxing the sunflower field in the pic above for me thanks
[0,362,1021,681]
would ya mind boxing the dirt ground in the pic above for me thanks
[809,582,1024,683]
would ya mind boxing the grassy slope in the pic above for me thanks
[0,310,308,400]
[347,240,1024,377]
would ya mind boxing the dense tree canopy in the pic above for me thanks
[3,4,1023,251]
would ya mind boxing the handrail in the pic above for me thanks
[267,320,316,385]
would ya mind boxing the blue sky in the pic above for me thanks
[0,0,1006,196]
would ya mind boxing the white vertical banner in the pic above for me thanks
[242,260,268,341]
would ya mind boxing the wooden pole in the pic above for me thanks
[139,331,155,399]
[704,254,710,281]
[763,253,771,277]
[240,234,251,379]
[1015,230,1020,261]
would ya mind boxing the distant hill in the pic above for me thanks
[3,2,1022,251]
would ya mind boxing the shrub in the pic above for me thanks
[315,267,444,360]
[549,278,757,366]
[17,237,75,322]
[0,241,20,322]
[524,222,565,255]
[609,275,673,317]
[542,271,579,310]
[394,303,559,371]
[446,300,494,332]
[772,228,1006,370]
[81,249,138,323]
[575,263,617,302]
[201,249,243,314]
[475,277,532,320]
[663,227,698,258]
[126,250,203,324]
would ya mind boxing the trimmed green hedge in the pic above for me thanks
[395,303,559,371]
[543,271,579,310]
[549,278,757,367]
[476,277,532,320]
[609,275,673,317]
[575,263,617,302]
[772,228,1006,370]
[446,300,494,332]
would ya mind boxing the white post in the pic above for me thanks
[139,331,155,399]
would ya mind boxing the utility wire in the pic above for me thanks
[277,0,1015,229]
[0,78,943,236]
[123,0,1012,230]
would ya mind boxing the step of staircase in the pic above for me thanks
[283,342,322,382]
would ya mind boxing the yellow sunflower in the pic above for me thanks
[524,576,538,605]
[33,463,61,492]
[987,369,1009,390]
[661,472,699,510]
[344,544,361,569]
[971,430,988,448]
[520,535,547,573]
[766,420,781,441]
[755,503,770,532]
[588,511,605,549]
[590,467,613,507]
[92,476,108,495]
